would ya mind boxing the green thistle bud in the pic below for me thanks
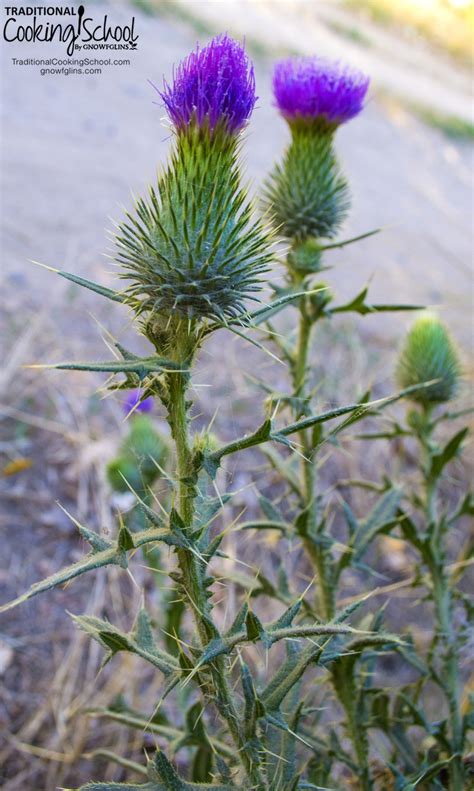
[396,314,461,405]
[287,238,323,275]
[107,415,168,493]
[307,281,333,320]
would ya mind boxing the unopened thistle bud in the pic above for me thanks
[107,414,168,493]
[116,35,273,326]
[286,238,323,275]
[264,56,369,244]
[396,314,461,405]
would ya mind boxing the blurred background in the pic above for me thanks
[1,1,473,788]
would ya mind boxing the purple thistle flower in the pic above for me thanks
[160,34,257,135]
[124,389,153,415]
[273,56,369,127]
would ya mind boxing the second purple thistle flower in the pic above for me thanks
[263,54,370,246]
[273,56,370,127]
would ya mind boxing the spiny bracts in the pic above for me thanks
[116,128,273,322]
[264,123,350,242]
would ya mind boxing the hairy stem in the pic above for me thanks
[292,282,370,786]
[332,663,372,790]
[166,331,265,789]
[431,566,464,789]
[293,291,334,620]
[420,415,464,790]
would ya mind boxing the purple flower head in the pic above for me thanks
[160,34,257,135]
[273,56,369,127]
[124,389,153,415]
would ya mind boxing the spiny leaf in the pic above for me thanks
[85,707,234,758]
[258,494,285,523]
[71,784,164,791]
[319,228,381,250]
[331,286,422,316]
[0,542,126,614]
[261,643,323,711]
[207,288,325,331]
[151,750,234,790]
[340,488,402,570]
[33,357,184,376]
[227,601,249,636]
[269,599,302,631]
[429,427,468,481]
[32,262,129,304]
[0,519,184,613]
[194,492,231,530]
[118,524,135,552]
[407,756,457,787]
[72,614,180,676]
[205,384,434,468]
[239,519,289,534]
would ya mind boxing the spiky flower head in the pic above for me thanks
[116,36,273,330]
[263,55,368,247]
[273,56,369,128]
[396,314,461,405]
[160,34,256,136]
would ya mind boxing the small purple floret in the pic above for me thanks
[273,56,369,126]
[124,389,153,415]
[160,34,256,135]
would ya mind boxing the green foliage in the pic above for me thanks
[286,238,323,275]
[396,313,462,404]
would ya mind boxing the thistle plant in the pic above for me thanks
[346,315,472,789]
[261,56,385,787]
[392,316,470,789]
[256,55,471,788]
[2,36,471,791]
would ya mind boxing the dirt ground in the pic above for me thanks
[0,2,473,789]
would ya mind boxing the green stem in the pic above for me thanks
[166,339,265,789]
[431,568,464,789]
[420,417,464,790]
[292,278,369,785]
[333,668,372,790]
[293,289,334,621]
